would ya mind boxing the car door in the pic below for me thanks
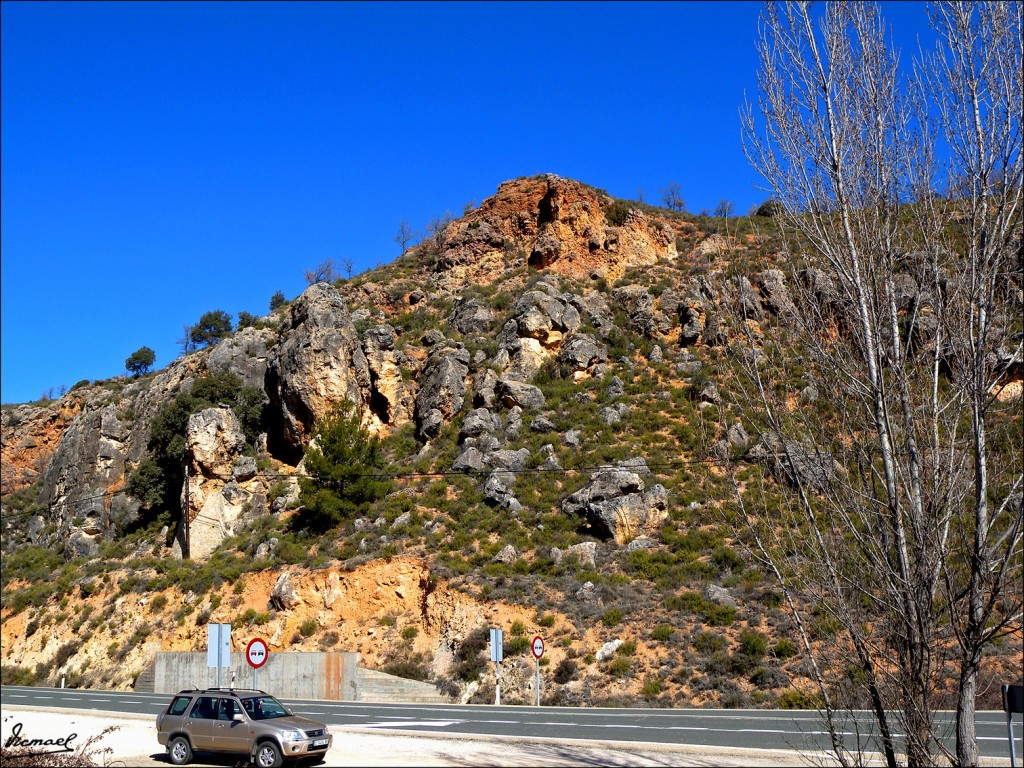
[184,696,219,751]
[213,697,249,754]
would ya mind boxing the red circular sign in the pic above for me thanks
[531,635,544,659]
[246,637,269,669]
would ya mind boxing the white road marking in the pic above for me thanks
[361,720,464,728]
[472,720,521,725]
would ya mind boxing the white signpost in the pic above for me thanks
[489,627,503,705]
[246,637,269,690]
[207,623,231,688]
[531,635,545,706]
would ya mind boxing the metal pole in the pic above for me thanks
[217,625,222,688]
[183,464,190,559]
[1009,711,1017,768]
[494,661,501,706]
[535,658,540,707]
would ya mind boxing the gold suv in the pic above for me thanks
[156,688,332,767]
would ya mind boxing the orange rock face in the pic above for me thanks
[1,397,83,495]
[431,174,678,292]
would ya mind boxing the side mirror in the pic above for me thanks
[233,713,244,722]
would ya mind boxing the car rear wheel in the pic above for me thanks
[255,740,283,768]
[168,735,193,766]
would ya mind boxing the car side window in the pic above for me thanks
[168,696,192,716]
[217,698,242,721]
[189,696,218,720]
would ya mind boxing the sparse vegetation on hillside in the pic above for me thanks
[1,93,1018,730]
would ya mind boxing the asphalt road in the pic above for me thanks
[2,685,1020,762]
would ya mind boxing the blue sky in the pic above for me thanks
[1,1,935,405]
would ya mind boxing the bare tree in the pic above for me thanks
[177,325,196,356]
[735,2,1021,767]
[916,3,1023,764]
[304,258,340,285]
[714,199,734,219]
[425,210,454,250]
[340,257,354,279]
[393,219,416,253]
[660,181,686,212]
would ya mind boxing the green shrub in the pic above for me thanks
[604,199,634,227]
[773,638,798,659]
[602,608,623,627]
[1,665,38,686]
[401,625,419,640]
[300,619,318,637]
[667,591,735,626]
[553,659,578,684]
[382,654,431,682]
[51,641,76,670]
[607,656,631,677]
[777,687,819,709]
[505,636,530,656]
[711,546,744,573]
[3,546,65,588]
[694,631,727,655]
[810,611,843,639]
[651,624,674,642]
[320,631,340,649]
[738,630,767,659]
[150,594,168,612]
[510,620,526,636]
[616,641,637,656]
[641,677,662,698]
[537,614,555,628]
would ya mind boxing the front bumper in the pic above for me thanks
[281,733,333,756]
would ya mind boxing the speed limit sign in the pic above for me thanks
[531,635,545,659]
[246,637,269,669]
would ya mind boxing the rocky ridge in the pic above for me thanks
[2,173,1020,709]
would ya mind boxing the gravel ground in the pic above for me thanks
[2,706,828,767]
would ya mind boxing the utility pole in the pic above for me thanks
[183,464,190,559]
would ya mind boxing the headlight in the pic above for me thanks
[282,730,305,742]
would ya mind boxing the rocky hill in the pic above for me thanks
[2,174,1020,709]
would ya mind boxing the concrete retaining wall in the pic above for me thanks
[151,652,447,704]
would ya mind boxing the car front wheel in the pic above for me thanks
[254,740,283,768]
[168,735,193,766]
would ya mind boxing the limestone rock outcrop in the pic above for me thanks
[361,324,414,431]
[206,327,277,390]
[746,430,846,491]
[561,461,668,545]
[267,282,371,460]
[186,408,245,480]
[414,342,470,440]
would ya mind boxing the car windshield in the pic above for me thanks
[241,695,290,720]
